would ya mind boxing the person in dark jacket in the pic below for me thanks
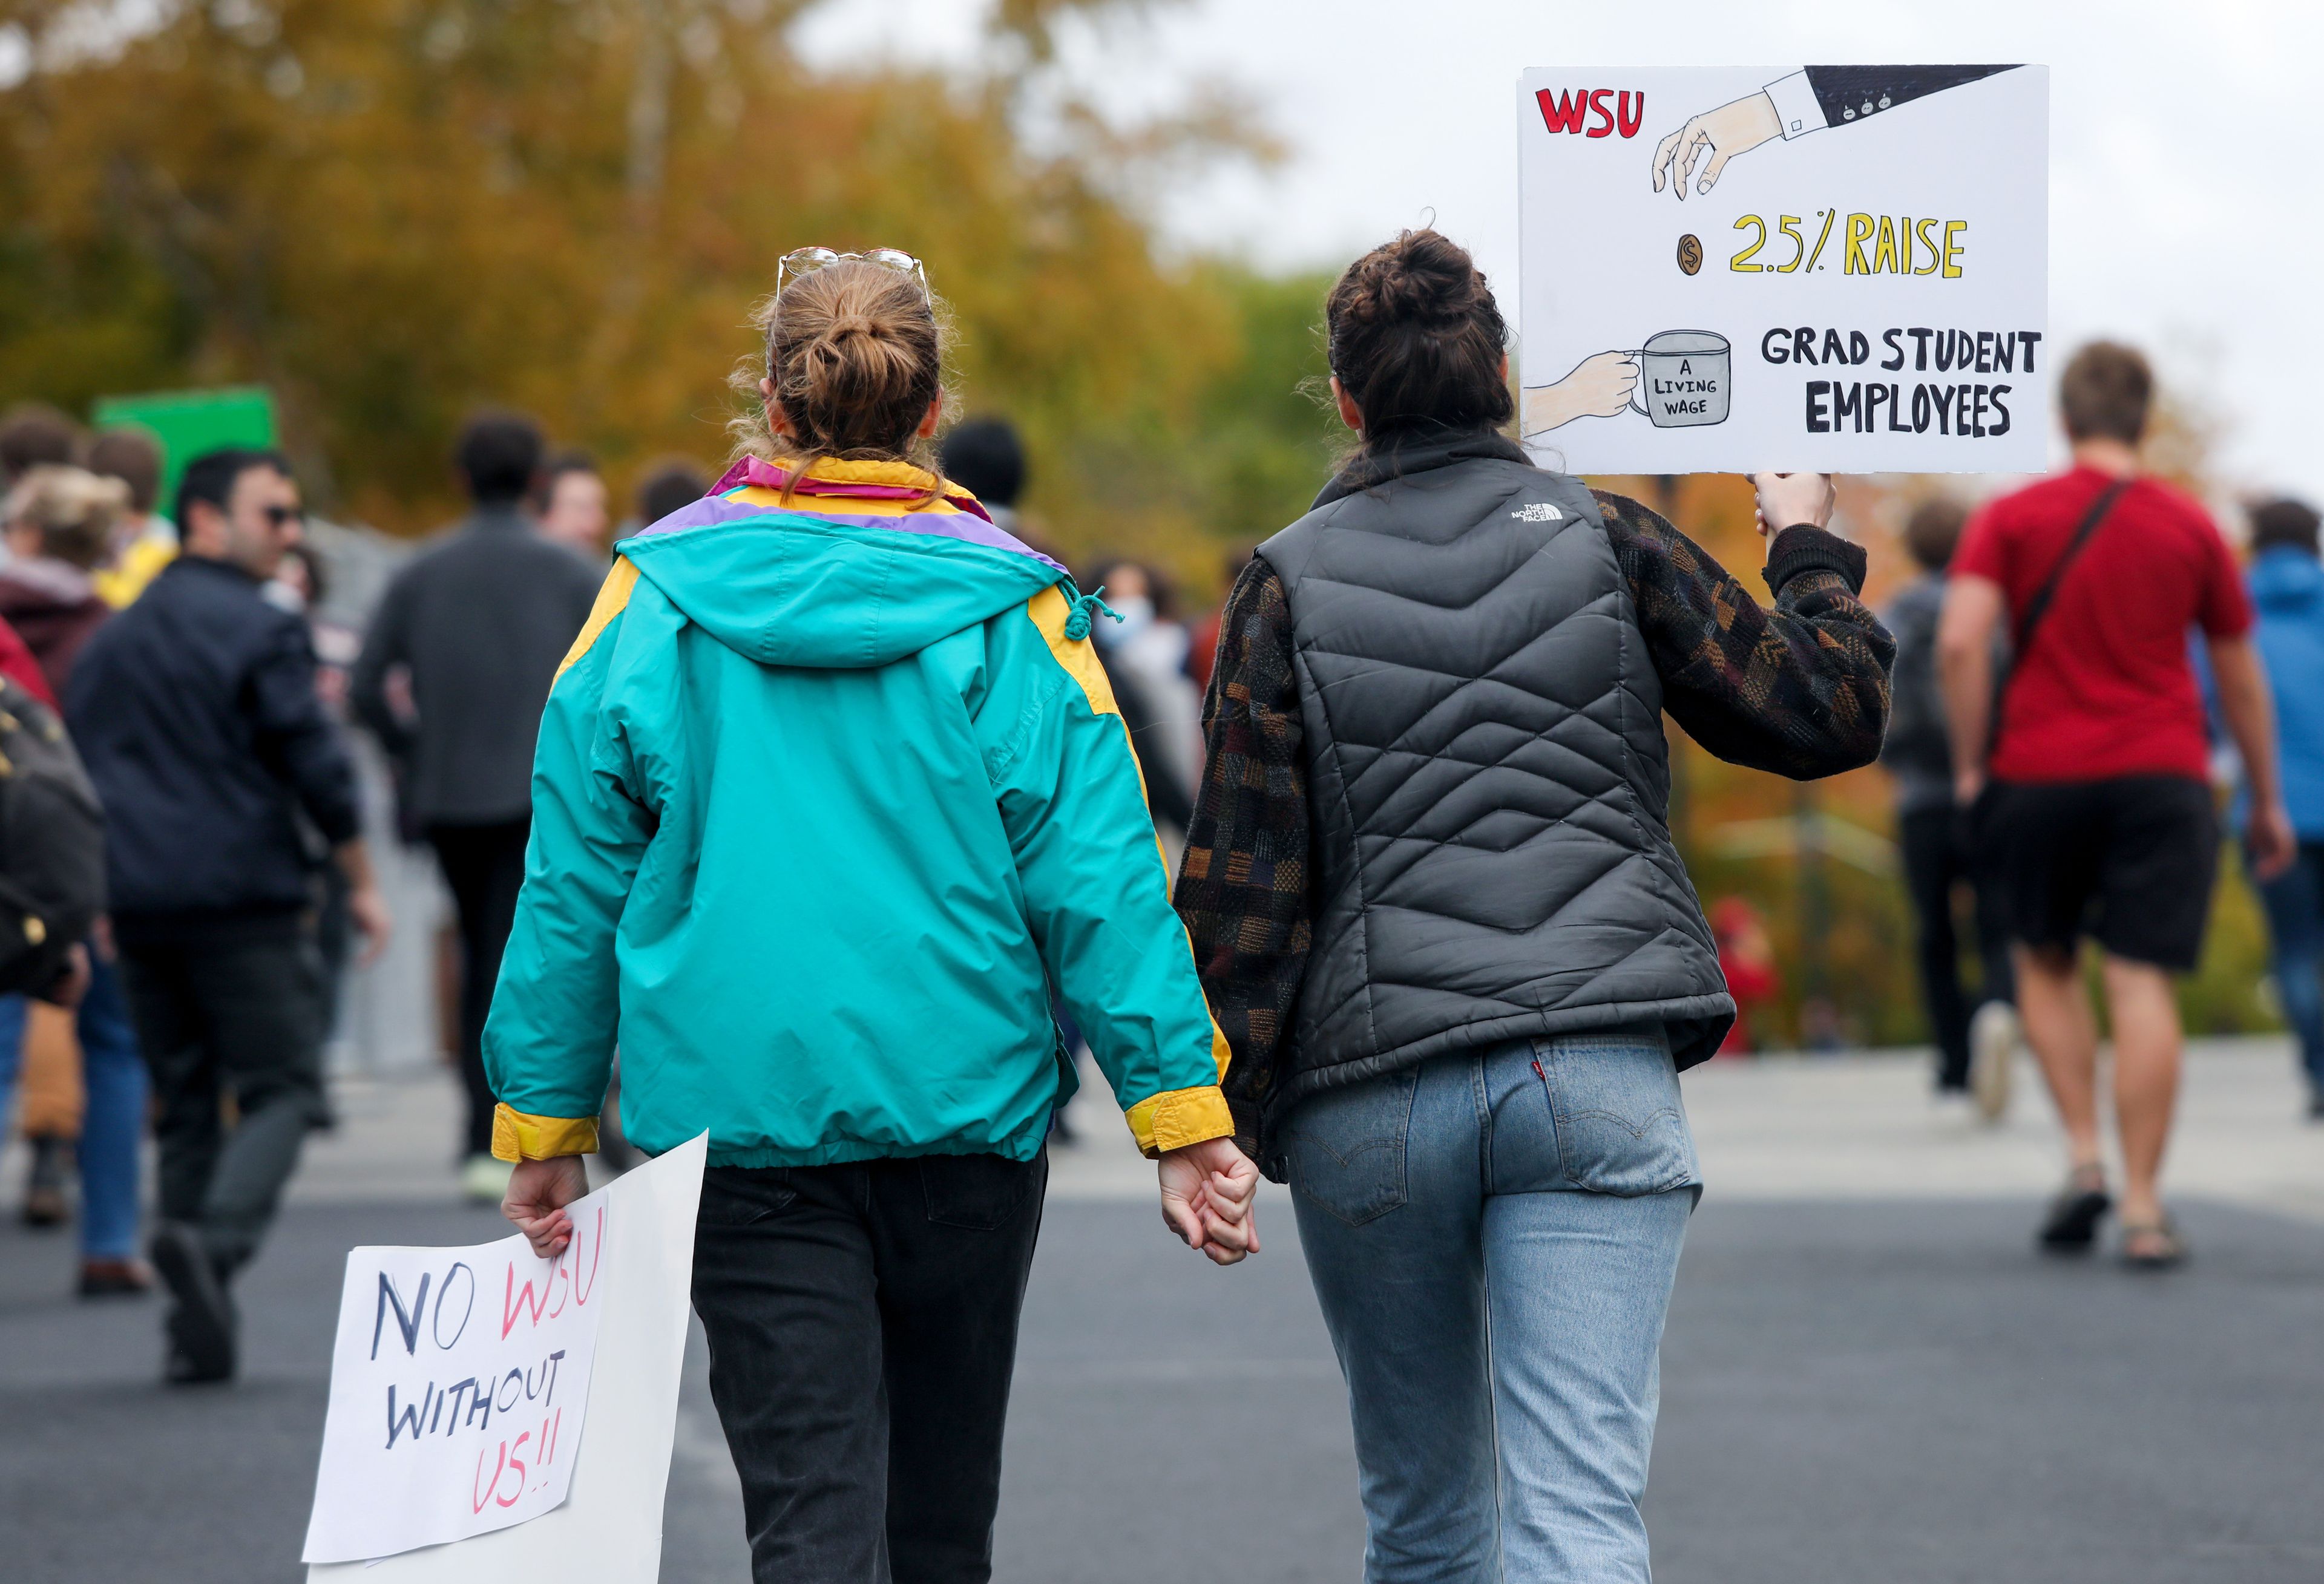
[350,412,600,1199]
[67,447,392,1384]
[2245,497,2324,1118]
[1883,498,2019,1116]
[0,464,153,1295]
[1175,229,1892,1583]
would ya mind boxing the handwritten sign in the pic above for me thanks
[1516,65,2049,474]
[303,1133,707,1576]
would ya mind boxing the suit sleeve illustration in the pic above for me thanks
[1652,65,2021,199]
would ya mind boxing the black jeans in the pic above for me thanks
[117,922,327,1276]
[1899,805,2016,1088]
[691,1151,1048,1584]
[427,819,531,1158]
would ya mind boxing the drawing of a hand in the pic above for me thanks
[1523,351,1638,436]
[1651,91,1782,198]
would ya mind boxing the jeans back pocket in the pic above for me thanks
[1537,1030,1698,1197]
[920,1151,1046,1231]
[1282,1069,1417,1227]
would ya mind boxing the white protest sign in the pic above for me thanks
[1517,65,2048,474]
[305,1133,706,1578]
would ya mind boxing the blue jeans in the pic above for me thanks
[2258,840,2324,1095]
[0,954,148,1259]
[1283,1028,1699,1584]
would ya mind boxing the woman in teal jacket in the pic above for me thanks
[488,252,1257,1583]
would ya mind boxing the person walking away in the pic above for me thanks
[622,457,710,545]
[0,403,77,488]
[67,447,391,1381]
[0,466,153,1291]
[1083,556,1202,836]
[2242,497,2324,1118]
[533,451,611,561]
[490,251,1258,1584]
[1883,497,2020,1116]
[352,412,599,1203]
[1176,229,1892,1584]
[1937,342,2293,1268]
[85,428,178,608]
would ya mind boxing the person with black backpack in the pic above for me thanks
[1883,497,2020,1118]
[1938,341,2294,1269]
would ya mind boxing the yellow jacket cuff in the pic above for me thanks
[1123,1085,1236,1159]
[491,1104,601,1163]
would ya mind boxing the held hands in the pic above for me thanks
[1157,1136,1261,1266]
[1652,91,1783,199]
[504,1154,590,1258]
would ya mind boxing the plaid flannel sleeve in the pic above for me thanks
[1593,489,1894,779]
[1172,557,1311,1157]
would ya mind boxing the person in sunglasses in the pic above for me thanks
[487,249,1258,1583]
[67,446,393,1384]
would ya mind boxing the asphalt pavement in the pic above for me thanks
[4,1047,2322,1582]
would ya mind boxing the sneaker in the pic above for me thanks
[151,1223,236,1384]
[1969,1002,2018,1124]
[21,1136,70,1228]
[78,1257,156,1299]
[461,1153,516,1205]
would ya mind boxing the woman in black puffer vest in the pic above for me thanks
[1175,228,1892,1583]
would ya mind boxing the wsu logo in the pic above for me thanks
[1535,89,1645,139]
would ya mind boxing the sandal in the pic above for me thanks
[2120,1216,2187,1271]
[2036,1166,2111,1254]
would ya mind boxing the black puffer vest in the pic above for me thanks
[1259,433,1733,1130]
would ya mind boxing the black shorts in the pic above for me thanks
[1977,776,2220,972]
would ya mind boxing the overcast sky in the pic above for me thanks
[800,0,2324,506]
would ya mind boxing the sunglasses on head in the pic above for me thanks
[775,247,928,299]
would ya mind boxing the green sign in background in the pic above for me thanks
[90,386,276,519]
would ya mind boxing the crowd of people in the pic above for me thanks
[0,232,2317,1581]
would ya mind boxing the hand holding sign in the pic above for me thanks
[504,1154,589,1258]
[304,1134,707,1578]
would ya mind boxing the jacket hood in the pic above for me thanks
[614,459,1066,670]
[2251,545,2324,614]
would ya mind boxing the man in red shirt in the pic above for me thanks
[1938,342,2294,1267]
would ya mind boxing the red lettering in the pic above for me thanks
[570,1208,605,1307]
[545,1262,568,1321]
[502,1262,550,1340]
[497,1433,531,1507]
[472,1442,506,1514]
[1535,88,1587,134]
[1617,91,1645,139]
[1586,88,1615,137]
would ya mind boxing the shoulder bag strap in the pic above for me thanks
[2012,478,2130,656]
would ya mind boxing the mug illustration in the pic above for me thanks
[1521,330,1731,436]
[1627,329,1729,427]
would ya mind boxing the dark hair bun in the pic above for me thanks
[1327,229,1512,443]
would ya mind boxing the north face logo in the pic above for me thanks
[1511,502,1563,523]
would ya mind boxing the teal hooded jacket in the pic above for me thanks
[482,458,1233,1169]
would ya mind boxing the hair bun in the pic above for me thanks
[827,313,876,341]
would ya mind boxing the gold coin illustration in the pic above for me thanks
[1676,234,1702,275]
